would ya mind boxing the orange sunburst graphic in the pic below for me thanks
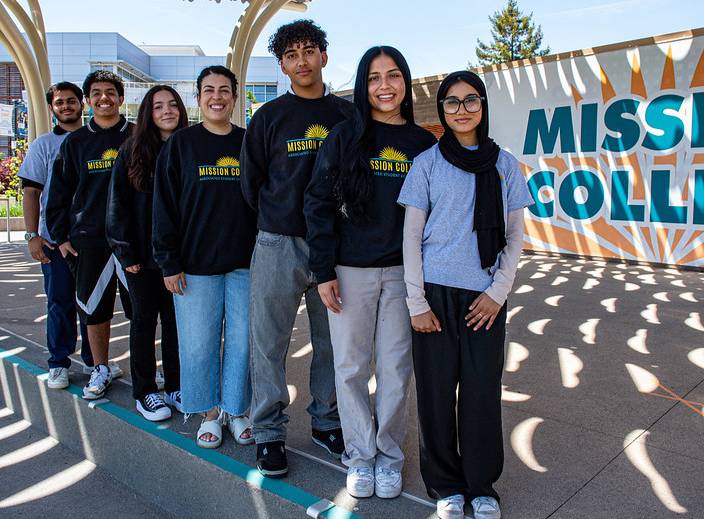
[524,44,704,267]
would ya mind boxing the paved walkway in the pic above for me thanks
[0,241,702,518]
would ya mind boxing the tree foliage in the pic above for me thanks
[475,0,550,66]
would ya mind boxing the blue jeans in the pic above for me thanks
[249,231,339,443]
[41,246,92,369]
[173,269,251,416]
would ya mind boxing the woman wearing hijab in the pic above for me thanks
[398,71,534,519]
[305,46,435,499]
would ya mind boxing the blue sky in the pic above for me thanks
[36,0,704,89]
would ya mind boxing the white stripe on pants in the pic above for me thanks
[328,265,412,471]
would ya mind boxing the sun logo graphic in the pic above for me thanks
[216,156,240,167]
[287,124,330,156]
[370,146,412,176]
[503,36,704,267]
[304,124,329,140]
[102,148,119,161]
[378,147,408,162]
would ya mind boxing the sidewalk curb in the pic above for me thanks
[0,346,362,519]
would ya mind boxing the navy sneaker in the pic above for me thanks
[312,427,344,459]
[256,441,288,478]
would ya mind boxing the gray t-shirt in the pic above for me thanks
[397,143,534,292]
[18,128,69,242]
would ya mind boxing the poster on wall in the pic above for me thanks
[485,29,704,267]
[14,101,27,139]
[0,104,13,137]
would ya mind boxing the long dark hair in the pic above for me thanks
[127,85,188,191]
[334,46,414,222]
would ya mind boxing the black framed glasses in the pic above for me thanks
[440,95,484,114]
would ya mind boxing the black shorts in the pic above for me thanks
[65,247,132,325]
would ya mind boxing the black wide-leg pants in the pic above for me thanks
[412,282,506,502]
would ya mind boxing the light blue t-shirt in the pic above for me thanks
[18,128,69,242]
[397,143,534,292]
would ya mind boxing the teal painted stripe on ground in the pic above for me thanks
[0,346,362,519]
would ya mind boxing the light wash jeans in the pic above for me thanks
[328,265,412,472]
[249,231,339,443]
[173,269,251,416]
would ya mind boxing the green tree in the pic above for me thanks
[245,90,258,119]
[475,0,550,66]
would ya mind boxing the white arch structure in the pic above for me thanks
[0,0,312,141]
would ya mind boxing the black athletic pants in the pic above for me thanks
[412,282,506,502]
[125,269,180,400]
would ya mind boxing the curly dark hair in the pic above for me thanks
[82,70,124,98]
[268,19,328,61]
[196,65,238,96]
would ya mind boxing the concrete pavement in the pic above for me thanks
[0,241,702,518]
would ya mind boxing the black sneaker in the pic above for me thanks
[256,441,288,478]
[312,427,344,459]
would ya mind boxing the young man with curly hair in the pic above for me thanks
[241,19,354,478]
[47,70,132,400]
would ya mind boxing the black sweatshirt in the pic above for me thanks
[106,141,162,271]
[152,123,257,277]
[305,119,437,283]
[241,92,354,237]
[46,117,132,248]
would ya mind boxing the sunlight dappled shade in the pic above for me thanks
[506,342,529,372]
[679,292,697,303]
[685,313,704,332]
[687,348,704,369]
[545,295,563,307]
[579,319,599,345]
[600,298,617,313]
[287,385,297,404]
[515,285,534,294]
[506,306,523,324]
[641,304,660,325]
[551,276,568,286]
[627,330,650,355]
[292,342,313,358]
[626,364,659,393]
[0,460,96,508]
[511,417,547,473]
[528,319,551,335]
[582,278,599,290]
[653,292,670,302]
[0,436,58,469]
[502,385,531,402]
[624,430,687,514]
[558,348,583,388]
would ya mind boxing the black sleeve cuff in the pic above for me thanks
[20,178,44,190]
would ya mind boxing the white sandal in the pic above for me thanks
[197,412,223,449]
[227,415,255,445]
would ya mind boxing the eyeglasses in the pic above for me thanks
[439,95,484,114]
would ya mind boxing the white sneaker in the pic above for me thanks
[83,363,123,378]
[346,466,374,498]
[375,466,402,498]
[163,391,184,413]
[155,369,165,390]
[471,496,501,519]
[136,393,172,422]
[47,367,69,389]
[82,364,112,400]
[437,494,465,519]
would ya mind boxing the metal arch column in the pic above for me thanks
[0,30,37,140]
[3,0,51,88]
[0,2,49,140]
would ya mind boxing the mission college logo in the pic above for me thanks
[287,124,329,157]
[87,148,118,173]
[369,146,412,177]
[198,156,241,181]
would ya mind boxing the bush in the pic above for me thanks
[0,140,27,201]
[0,203,23,217]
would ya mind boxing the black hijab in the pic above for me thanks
[437,71,505,269]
